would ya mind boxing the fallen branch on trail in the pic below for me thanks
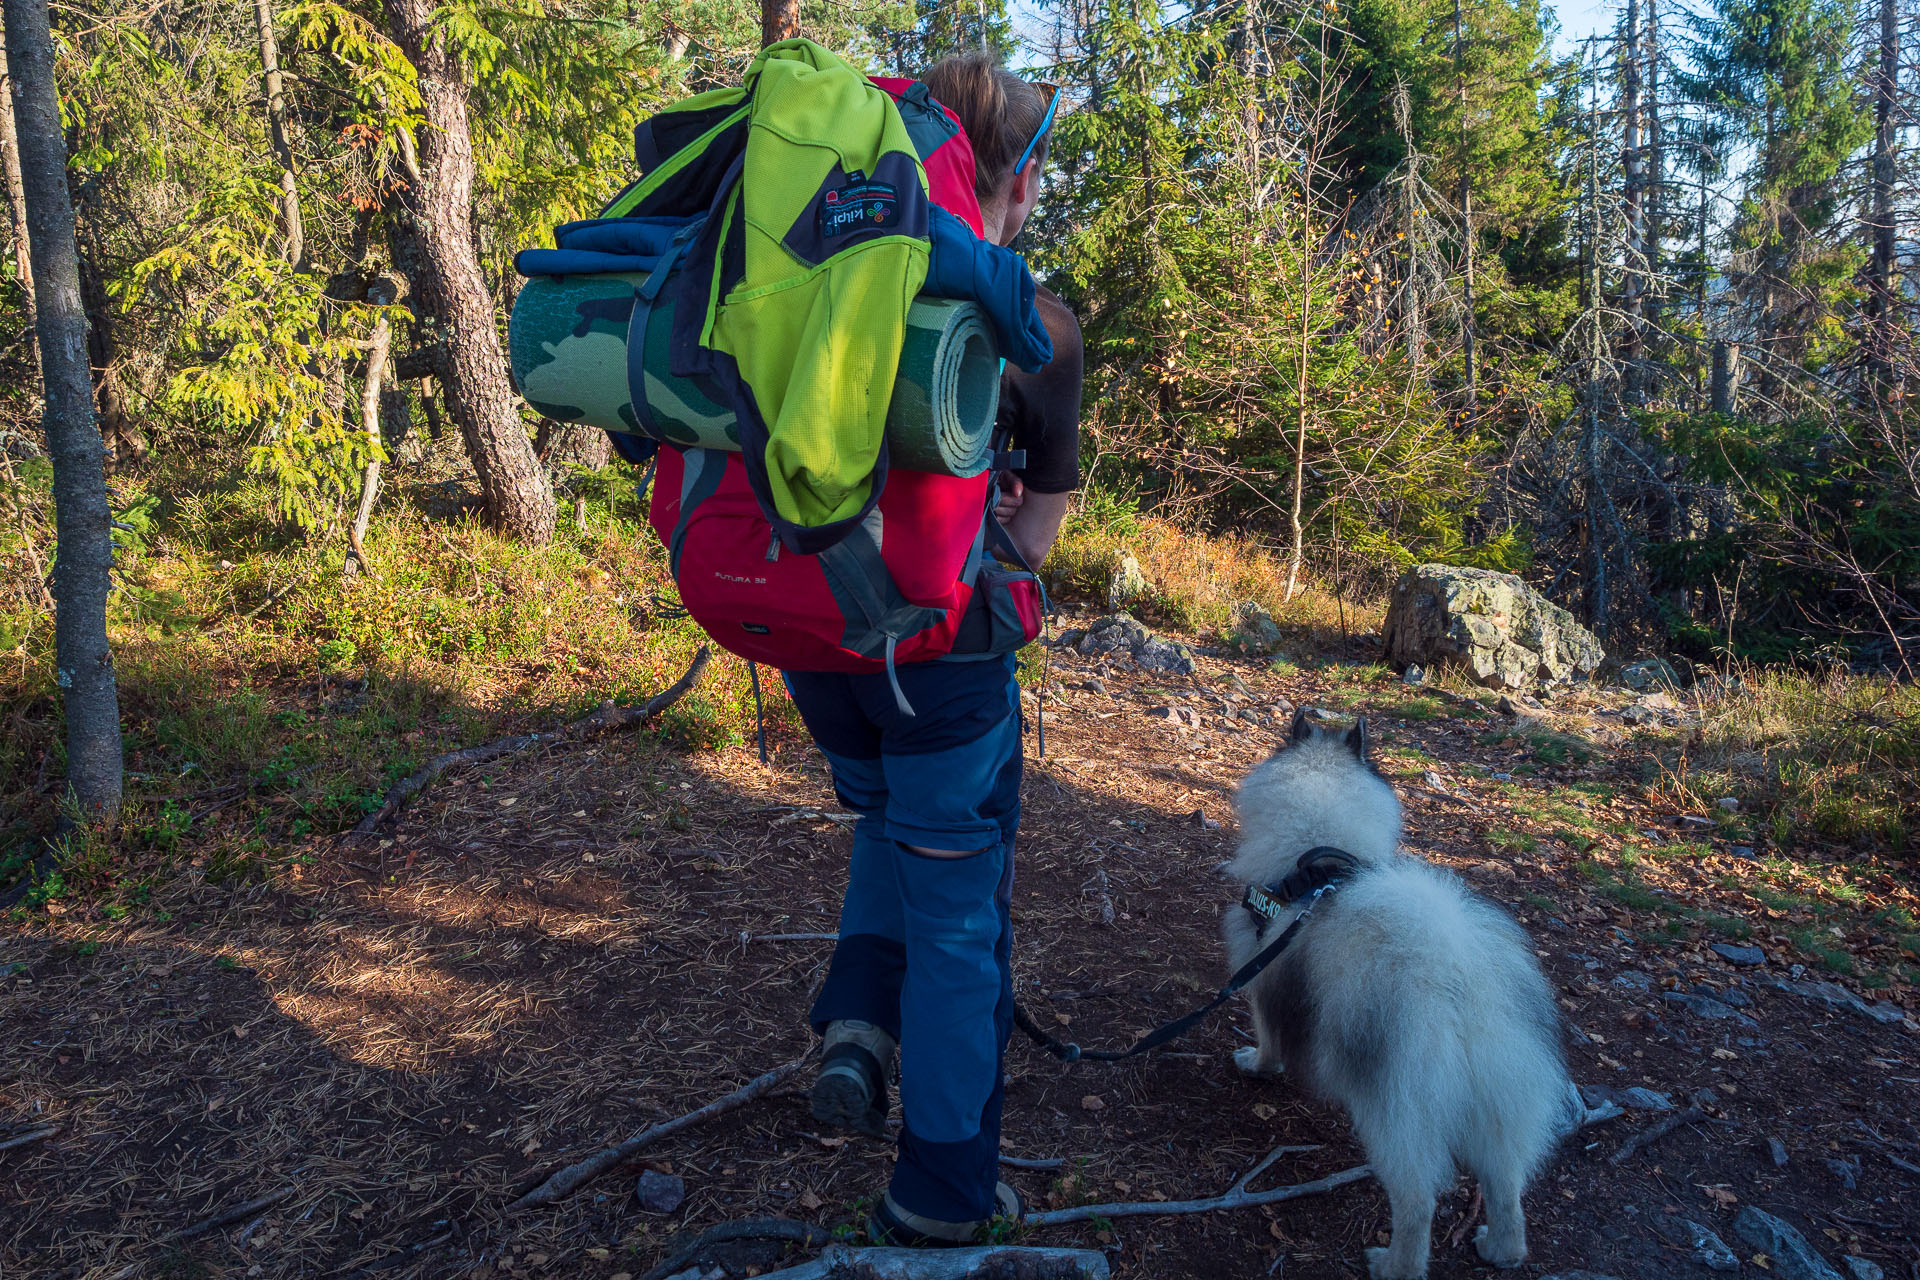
[354,647,710,833]
[1609,1105,1708,1166]
[639,1218,832,1280]
[757,1244,1110,1279]
[202,571,314,636]
[1027,1149,1365,1227]
[508,1053,807,1211]
[999,1154,1067,1170]
[741,931,839,945]
[172,1185,295,1241]
[1026,1100,1630,1228]
[0,1125,57,1153]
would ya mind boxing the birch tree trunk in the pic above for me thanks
[4,0,123,820]
[383,0,554,544]
[348,276,398,576]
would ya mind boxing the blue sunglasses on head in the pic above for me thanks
[1012,81,1061,177]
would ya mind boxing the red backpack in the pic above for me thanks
[643,77,1043,711]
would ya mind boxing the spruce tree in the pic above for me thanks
[1684,0,1872,369]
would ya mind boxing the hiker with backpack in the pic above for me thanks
[793,57,1082,1246]
[511,37,1080,1248]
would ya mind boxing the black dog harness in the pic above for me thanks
[1242,846,1361,924]
[1014,846,1361,1064]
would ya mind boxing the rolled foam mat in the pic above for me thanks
[509,275,1000,478]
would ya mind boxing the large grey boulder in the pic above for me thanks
[1381,564,1604,691]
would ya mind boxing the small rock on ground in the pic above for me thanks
[1767,1136,1790,1167]
[1662,991,1758,1025]
[1732,1207,1845,1280]
[1680,1218,1739,1272]
[1843,1258,1886,1280]
[1711,942,1766,966]
[636,1169,687,1214]
[1538,1273,1625,1280]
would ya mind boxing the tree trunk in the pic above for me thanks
[535,419,613,471]
[1867,0,1897,390]
[1451,0,1475,418]
[5,0,123,821]
[0,30,33,328]
[252,0,305,270]
[383,0,554,544]
[761,0,798,46]
[1644,0,1663,340]
[68,169,144,467]
[1620,0,1645,405]
[1710,341,1738,414]
[348,276,399,576]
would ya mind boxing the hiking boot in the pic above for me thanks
[868,1181,1025,1246]
[811,1019,895,1139]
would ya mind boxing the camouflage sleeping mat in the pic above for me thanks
[509,274,1002,478]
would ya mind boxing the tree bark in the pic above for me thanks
[68,171,143,467]
[0,30,33,326]
[348,276,399,576]
[382,0,554,544]
[534,418,612,471]
[1867,0,1898,391]
[1452,0,1475,419]
[5,0,123,821]
[1619,0,1645,405]
[252,0,305,270]
[760,0,799,47]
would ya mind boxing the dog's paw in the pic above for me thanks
[1364,1246,1425,1280]
[1472,1225,1526,1269]
[1232,1045,1284,1078]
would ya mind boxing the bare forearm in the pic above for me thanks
[1002,490,1070,568]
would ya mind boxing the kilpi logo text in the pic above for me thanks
[820,172,899,238]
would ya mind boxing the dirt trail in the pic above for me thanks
[3,610,1916,1280]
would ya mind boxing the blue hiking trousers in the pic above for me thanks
[784,654,1022,1224]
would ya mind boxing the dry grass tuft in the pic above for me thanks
[1649,665,1919,853]
[1045,493,1381,640]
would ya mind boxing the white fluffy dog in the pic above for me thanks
[1221,710,1573,1280]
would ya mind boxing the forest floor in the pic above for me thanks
[3,605,1918,1280]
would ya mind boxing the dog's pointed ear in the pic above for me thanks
[1345,716,1370,760]
[1289,706,1314,745]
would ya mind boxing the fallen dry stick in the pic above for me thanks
[758,1244,1110,1279]
[355,647,710,832]
[172,1185,296,1241]
[0,1125,56,1154]
[1026,1146,1361,1227]
[1609,1105,1708,1166]
[509,1054,808,1211]
[1027,1101,1629,1228]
